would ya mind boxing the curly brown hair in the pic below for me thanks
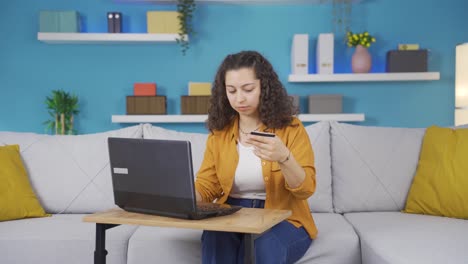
[207,51,296,132]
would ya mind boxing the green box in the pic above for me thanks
[39,11,80,32]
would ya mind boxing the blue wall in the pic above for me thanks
[1,0,467,134]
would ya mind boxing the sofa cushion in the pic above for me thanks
[344,212,468,264]
[330,122,425,213]
[304,121,333,213]
[126,213,360,264]
[143,124,208,176]
[0,145,49,221]
[0,125,143,213]
[297,213,361,264]
[0,214,137,264]
[404,126,468,219]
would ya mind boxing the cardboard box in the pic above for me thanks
[181,96,211,114]
[147,11,180,34]
[39,11,80,32]
[386,50,428,72]
[134,83,157,96]
[126,96,166,115]
[308,95,342,114]
[188,82,211,96]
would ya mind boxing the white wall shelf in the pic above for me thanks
[112,114,365,123]
[114,0,361,4]
[37,33,187,44]
[288,72,440,82]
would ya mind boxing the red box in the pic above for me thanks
[134,83,157,96]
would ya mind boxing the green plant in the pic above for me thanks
[44,89,79,135]
[176,0,196,56]
[346,31,376,48]
[332,0,352,34]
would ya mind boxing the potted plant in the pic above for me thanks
[176,0,196,55]
[44,89,79,135]
[346,31,377,73]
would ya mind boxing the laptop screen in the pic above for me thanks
[107,137,197,217]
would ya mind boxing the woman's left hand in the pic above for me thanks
[245,133,289,162]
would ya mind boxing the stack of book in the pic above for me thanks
[147,11,180,34]
[126,83,166,115]
[107,12,122,33]
[181,82,212,114]
[39,11,81,32]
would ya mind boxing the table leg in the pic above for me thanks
[243,233,256,264]
[94,224,119,264]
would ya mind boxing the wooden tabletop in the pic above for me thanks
[83,208,291,234]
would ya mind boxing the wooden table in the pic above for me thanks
[83,208,291,264]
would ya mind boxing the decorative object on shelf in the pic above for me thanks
[308,94,343,114]
[455,43,468,126]
[351,45,372,73]
[127,82,163,114]
[346,31,376,48]
[316,33,334,74]
[134,83,157,96]
[176,0,196,55]
[332,0,352,34]
[39,11,81,33]
[127,96,167,114]
[386,50,428,73]
[147,11,180,34]
[347,31,376,73]
[398,44,420,51]
[188,82,211,95]
[181,96,210,114]
[291,34,309,75]
[44,90,79,135]
[107,12,122,33]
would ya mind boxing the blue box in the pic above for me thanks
[39,11,80,32]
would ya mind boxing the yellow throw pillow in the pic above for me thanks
[404,126,468,219]
[0,144,50,221]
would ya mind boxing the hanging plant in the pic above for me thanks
[177,0,196,56]
[43,89,79,135]
[332,0,352,35]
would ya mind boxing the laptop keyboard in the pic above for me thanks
[196,203,242,217]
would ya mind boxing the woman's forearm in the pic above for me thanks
[279,152,306,188]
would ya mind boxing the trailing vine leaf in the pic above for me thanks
[177,0,196,56]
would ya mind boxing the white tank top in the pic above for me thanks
[229,142,266,200]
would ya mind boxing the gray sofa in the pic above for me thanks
[1,121,467,264]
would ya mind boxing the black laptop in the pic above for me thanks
[107,137,241,220]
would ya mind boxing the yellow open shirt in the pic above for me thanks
[195,117,318,239]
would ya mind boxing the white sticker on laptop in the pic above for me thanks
[113,167,128,174]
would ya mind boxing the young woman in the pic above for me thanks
[195,51,317,264]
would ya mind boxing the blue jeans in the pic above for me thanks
[201,197,312,264]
